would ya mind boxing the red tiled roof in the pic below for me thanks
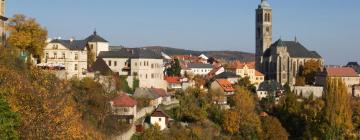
[216,79,235,92]
[111,93,137,107]
[165,76,181,84]
[229,61,255,69]
[255,70,264,76]
[151,88,168,97]
[327,67,358,77]
[151,108,170,118]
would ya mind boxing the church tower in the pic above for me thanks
[255,0,272,72]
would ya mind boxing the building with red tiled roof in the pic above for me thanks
[226,61,264,87]
[316,67,360,95]
[109,93,137,123]
[211,79,235,96]
[165,76,182,90]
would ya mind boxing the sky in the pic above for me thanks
[6,0,360,65]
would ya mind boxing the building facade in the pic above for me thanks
[41,32,109,79]
[98,48,167,89]
[255,0,323,85]
[227,61,264,87]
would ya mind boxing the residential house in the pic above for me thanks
[134,88,162,107]
[316,67,360,95]
[211,79,235,96]
[150,108,170,130]
[151,88,171,104]
[185,63,213,76]
[226,61,264,87]
[165,76,182,90]
[98,48,167,89]
[109,93,137,123]
[213,71,240,84]
[256,80,284,100]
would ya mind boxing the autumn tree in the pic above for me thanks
[236,77,256,93]
[261,116,288,140]
[296,60,321,86]
[141,124,164,140]
[322,78,353,139]
[222,110,240,135]
[352,99,360,135]
[7,14,48,60]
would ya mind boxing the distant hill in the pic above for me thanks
[141,46,255,62]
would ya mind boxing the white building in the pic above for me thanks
[98,48,167,89]
[184,63,213,76]
[41,32,109,79]
[150,108,170,130]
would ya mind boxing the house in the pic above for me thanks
[134,88,162,107]
[98,48,167,89]
[226,61,264,87]
[40,31,109,79]
[211,79,235,96]
[150,108,170,130]
[185,63,213,76]
[165,76,182,90]
[213,71,240,84]
[316,67,360,95]
[109,93,137,123]
[150,88,171,104]
[256,80,284,100]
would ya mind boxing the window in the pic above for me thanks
[74,64,78,70]
[159,118,162,121]
[53,44,58,49]
[114,61,117,66]
[90,44,94,50]
[45,52,49,59]
[151,64,154,68]
[145,74,148,79]
[140,61,142,66]
[151,73,154,79]
[75,54,78,60]
[62,52,65,59]
[108,60,112,66]
[54,52,57,59]
[135,62,137,66]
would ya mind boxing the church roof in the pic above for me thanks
[50,39,87,50]
[263,39,322,59]
[85,31,108,42]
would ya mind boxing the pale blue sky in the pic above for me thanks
[7,0,360,64]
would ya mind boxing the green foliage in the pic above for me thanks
[166,58,181,76]
[0,96,20,140]
[115,76,132,93]
[7,14,48,59]
[140,124,164,140]
[133,78,140,91]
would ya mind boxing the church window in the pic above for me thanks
[266,27,270,32]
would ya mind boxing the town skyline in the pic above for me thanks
[7,0,360,65]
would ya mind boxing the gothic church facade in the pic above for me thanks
[255,0,323,85]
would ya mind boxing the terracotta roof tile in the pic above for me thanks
[327,67,359,77]
[255,70,264,76]
[111,93,137,107]
[165,76,181,84]
[216,79,235,92]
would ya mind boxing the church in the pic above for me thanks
[255,0,324,85]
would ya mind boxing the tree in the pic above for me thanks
[322,78,353,139]
[7,14,48,59]
[166,58,181,76]
[141,124,164,140]
[295,60,321,86]
[262,116,288,140]
[222,110,240,135]
[0,96,20,140]
[236,77,256,93]
[352,99,360,135]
